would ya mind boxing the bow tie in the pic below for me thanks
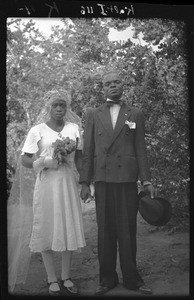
[106,100,122,107]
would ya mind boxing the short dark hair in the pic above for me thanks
[102,71,122,83]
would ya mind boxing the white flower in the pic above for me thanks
[125,120,136,129]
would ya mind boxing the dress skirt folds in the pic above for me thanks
[30,162,86,252]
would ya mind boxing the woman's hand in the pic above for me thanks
[44,156,59,169]
[32,157,45,172]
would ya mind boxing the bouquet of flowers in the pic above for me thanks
[52,137,77,164]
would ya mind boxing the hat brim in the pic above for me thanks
[138,191,172,226]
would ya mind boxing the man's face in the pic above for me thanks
[103,73,123,101]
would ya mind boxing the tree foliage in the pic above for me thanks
[7,18,189,231]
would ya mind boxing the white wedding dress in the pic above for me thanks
[21,121,86,252]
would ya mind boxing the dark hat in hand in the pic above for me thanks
[138,191,172,226]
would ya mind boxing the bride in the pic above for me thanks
[7,90,86,295]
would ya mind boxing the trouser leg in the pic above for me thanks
[95,182,118,287]
[116,183,144,289]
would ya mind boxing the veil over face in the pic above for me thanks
[35,90,82,126]
[7,89,82,293]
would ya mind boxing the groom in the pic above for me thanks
[80,71,156,295]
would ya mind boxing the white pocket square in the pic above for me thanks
[125,120,136,129]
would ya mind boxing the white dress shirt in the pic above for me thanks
[107,98,121,129]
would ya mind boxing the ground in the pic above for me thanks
[14,201,189,297]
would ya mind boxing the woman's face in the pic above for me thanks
[50,98,67,121]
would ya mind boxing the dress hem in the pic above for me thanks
[30,245,86,253]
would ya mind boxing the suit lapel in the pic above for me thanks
[96,102,132,148]
[110,103,132,146]
[97,103,114,138]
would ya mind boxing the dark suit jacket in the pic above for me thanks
[80,102,151,184]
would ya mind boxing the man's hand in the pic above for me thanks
[80,183,91,202]
[143,184,157,199]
